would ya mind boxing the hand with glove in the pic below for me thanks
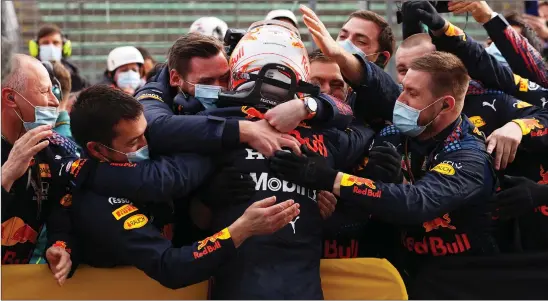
[270,144,338,192]
[402,1,448,33]
[201,166,256,209]
[359,142,403,184]
[490,176,548,220]
[401,0,427,39]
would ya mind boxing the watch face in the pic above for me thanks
[307,97,318,112]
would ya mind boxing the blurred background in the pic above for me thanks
[10,0,524,82]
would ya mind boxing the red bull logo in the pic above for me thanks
[352,186,382,198]
[514,118,545,135]
[241,106,265,120]
[229,46,245,67]
[403,233,471,256]
[324,239,359,258]
[539,165,548,185]
[534,205,548,217]
[70,159,88,177]
[109,162,136,168]
[340,173,376,189]
[1,217,38,247]
[288,130,328,157]
[532,128,548,137]
[196,228,231,251]
[423,214,456,232]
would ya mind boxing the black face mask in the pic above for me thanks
[217,63,320,109]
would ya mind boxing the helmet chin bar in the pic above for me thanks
[218,63,320,109]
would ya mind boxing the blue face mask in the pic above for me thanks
[116,70,142,90]
[194,84,222,110]
[101,144,150,163]
[393,97,444,137]
[12,90,59,131]
[338,39,367,61]
[485,43,509,67]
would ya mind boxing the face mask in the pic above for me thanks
[393,97,444,137]
[101,144,150,163]
[116,70,142,90]
[39,44,62,62]
[338,39,367,61]
[485,43,509,67]
[194,84,222,110]
[12,90,58,131]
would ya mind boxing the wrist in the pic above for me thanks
[238,121,253,143]
[228,217,249,248]
[432,20,450,36]
[1,168,14,192]
[510,120,528,136]
[332,172,344,196]
[478,11,496,24]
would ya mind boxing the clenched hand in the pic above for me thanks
[46,246,72,286]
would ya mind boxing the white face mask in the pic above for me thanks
[116,70,142,90]
[39,44,62,62]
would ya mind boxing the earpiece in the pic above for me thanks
[8,95,14,100]
[442,102,449,109]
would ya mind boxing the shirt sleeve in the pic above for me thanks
[338,149,496,224]
[79,196,237,289]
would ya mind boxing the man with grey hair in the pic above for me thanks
[1,54,79,286]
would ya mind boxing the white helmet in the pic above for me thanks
[189,17,228,40]
[229,20,309,91]
[107,46,144,72]
[265,9,298,28]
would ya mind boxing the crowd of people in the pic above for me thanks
[2,1,548,299]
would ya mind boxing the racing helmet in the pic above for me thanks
[107,46,144,72]
[221,20,317,108]
[189,17,228,41]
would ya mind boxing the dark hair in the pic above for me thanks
[37,24,63,40]
[167,33,226,77]
[409,51,470,100]
[52,61,71,100]
[70,85,143,148]
[503,12,543,53]
[308,49,332,64]
[344,10,396,56]
[136,46,154,61]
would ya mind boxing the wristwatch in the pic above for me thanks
[303,97,318,120]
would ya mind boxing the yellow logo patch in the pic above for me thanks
[112,204,138,220]
[515,100,533,109]
[124,214,148,230]
[431,163,455,176]
[469,116,486,128]
[136,93,163,102]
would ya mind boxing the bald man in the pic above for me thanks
[396,34,436,84]
[1,54,79,284]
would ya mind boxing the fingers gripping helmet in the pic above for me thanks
[220,20,318,108]
[189,17,229,41]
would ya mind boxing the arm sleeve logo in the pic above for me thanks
[123,214,148,230]
[430,163,456,176]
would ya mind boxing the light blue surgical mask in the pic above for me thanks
[393,97,445,137]
[101,144,150,163]
[12,90,59,131]
[338,39,367,61]
[39,44,62,62]
[194,84,222,110]
[485,43,509,67]
[116,70,142,90]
